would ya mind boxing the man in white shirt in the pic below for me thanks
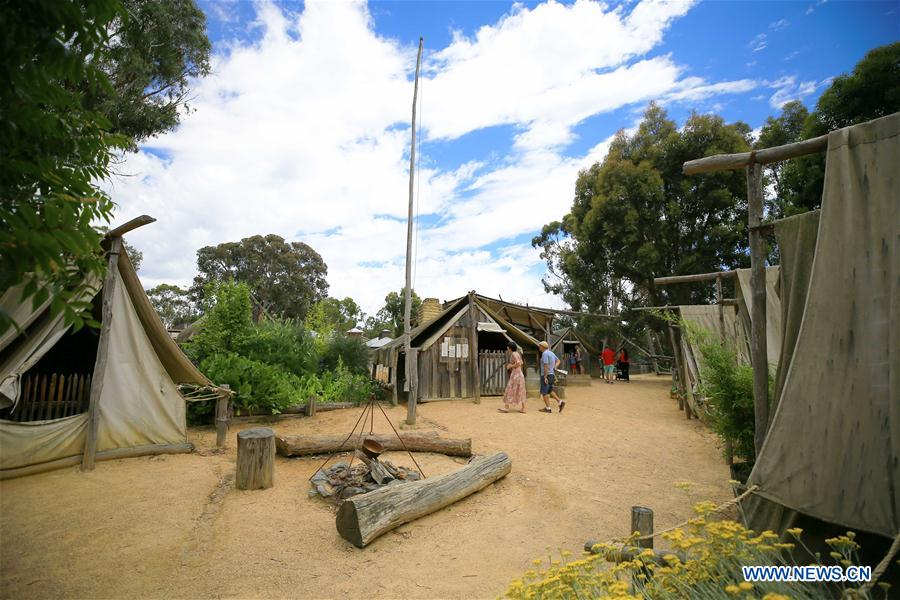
[538,341,565,413]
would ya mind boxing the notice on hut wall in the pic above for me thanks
[448,342,456,358]
[441,339,449,357]
[461,342,469,359]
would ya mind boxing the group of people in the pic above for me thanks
[498,340,630,414]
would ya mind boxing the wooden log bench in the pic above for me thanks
[336,452,511,547]
[276,431,472,458]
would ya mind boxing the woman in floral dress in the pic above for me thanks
[499,341,526,413]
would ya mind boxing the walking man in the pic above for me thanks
[601,344,617,384]
[538,341,565,413]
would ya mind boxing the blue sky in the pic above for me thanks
[109,0,898,315]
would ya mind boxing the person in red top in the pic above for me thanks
[601,345,617,384]
[617,348,630,382]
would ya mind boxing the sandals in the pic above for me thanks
[559,401,566,413]
[539,408,552,413]
[497,408,509,413]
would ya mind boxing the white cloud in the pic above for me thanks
[766,75,830,108]
[769,18,789,31]
[748,33,768,53]
[106,0,760,315]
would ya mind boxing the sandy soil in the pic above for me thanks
[0,375,732,599]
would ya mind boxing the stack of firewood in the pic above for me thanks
[309,453,421,501]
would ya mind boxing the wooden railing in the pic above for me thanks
[478,351,509,395]
[1,372,91,422]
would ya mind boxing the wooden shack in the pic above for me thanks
[371,293,543,403]
[549,327,598,376]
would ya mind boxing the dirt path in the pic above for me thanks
[0,375,731,599]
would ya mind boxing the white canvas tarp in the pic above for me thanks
[747,112,899,538]
[735,266,782,372]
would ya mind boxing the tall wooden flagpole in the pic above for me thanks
[404,37,423,426]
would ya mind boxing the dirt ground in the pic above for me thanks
[0,375,732,599]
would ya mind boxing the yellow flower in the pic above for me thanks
[738,581,753,591]
[725,584,740,595]
[531,559,542,566]
[786,527,803,538]
[675,481,693,490]
[762,594,790,600]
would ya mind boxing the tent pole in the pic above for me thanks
[82,237,123,471]
[746,162,769,457]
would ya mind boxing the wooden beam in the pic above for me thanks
[654,270,737,286]
[467,292,481,404]
[82,237,122,471]
[683,134,828,175]
[747,162,770,456]
[106,215,156,238]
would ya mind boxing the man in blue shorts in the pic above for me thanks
[538,341,565,413]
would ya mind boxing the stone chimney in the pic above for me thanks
[418,298,442,325]
[379,329,391,339]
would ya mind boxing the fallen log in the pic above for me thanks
[336,452,511,547]
[275,431,472,458]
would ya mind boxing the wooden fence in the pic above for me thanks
[1,372,92,422]
[479,351,509,395]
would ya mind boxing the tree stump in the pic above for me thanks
[236,427,275,490]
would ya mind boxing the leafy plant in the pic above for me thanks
[237,318,317,378]
[199,353,305,416]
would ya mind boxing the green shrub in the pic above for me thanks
[237,318,317,378]
[185,280,253,363]
[200,353,305,415]
[320,334,369,373]
[318,360,375,404]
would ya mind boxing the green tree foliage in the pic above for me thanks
[146,283,198,329]
[188,280,254,360]
[305,297,363,337]
[123,241,143,273]
[320,335,369,374]
[237,319,317,378]
[192,234,329,321]
[0,0,126,335]
[770,43,900,214]
[370,288,422,338]
[88,0,211,148]
[0,0,211,336]
[755,100,809,219]
[534,104,751,321]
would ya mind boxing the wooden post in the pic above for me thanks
[215,384,231,449]
[390,350,399,406]
[236,427,275,490]
[631,506,654,549]
[403,37,424,426]
[82,237,122,471]
[673,326,694,419]
[645,330,660,375]
[746,161,769,456]
[667,325,684,411]
[467,292,481,404]
[306,393,317,417]
[716,275,734,465]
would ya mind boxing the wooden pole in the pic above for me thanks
[106,215,156,238]
[673,326,694,419]
[631,506,654,549]
[215,384,231,449]
[683,134,827,175]
[645,331,660,375]
[403,37,423,426]
[667,325,684,411]
[82,237,122,471]
[747,161,769,456]
[654,270,737,286]
[467,292,481,404]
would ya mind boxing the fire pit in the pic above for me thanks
[309,452,421,501]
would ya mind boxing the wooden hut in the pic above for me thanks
[549,327,598,377]
[371,293,543,403]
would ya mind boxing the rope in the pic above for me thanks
[612,485,760,544]
[858,531,900,594]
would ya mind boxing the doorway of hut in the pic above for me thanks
[478,330,509,396]
[0,293,102,422]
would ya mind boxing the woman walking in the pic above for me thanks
[499,341,527,413]
[617,348,630,382]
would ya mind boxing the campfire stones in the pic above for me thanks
[309,455,421,502]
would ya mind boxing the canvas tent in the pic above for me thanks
[0,230,211,479]
[743,112,899,542]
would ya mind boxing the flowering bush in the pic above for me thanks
[503,502,887,599]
